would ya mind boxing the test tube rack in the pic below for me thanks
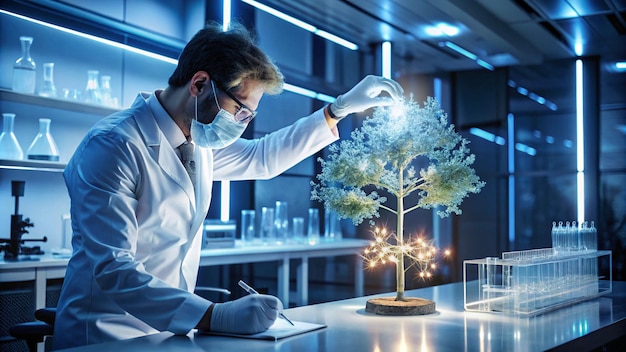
[463,249,612,317]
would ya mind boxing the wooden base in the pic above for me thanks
[365,297,436,316]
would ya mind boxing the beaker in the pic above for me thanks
[39,62,57,98]
[84,70,102,105]
[240,210,255,243]
[324,210,342,241]
[292,217,304,243]
[274,201,289,244]
[0,113,24,160]
[261,207,275,244]
[26,118,60,161]
[12,36,36,94]
[307,208,320,245]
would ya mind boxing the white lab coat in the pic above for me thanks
[54,93,338,349]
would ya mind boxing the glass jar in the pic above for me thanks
[0,113,24,160]
[26,118,60,161]
[84,70,102,105]
[39,62,57,98]
[12,36,36,94]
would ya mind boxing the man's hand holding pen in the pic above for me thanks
[207,293,283,334]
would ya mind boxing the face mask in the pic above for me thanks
[190,95,246,149]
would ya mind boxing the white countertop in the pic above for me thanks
[57,280,626,352]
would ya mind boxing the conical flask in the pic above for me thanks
[27,118,60,161]
[12,36,36,94]
[0,113,24,160]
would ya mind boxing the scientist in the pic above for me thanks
[54,21,403,349]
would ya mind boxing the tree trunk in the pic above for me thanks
[395,171,405,301]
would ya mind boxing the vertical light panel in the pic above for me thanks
[221,0,231,222]
[576,59,585,224]
[223,0,231,31]
[507,113,515,248]
[382,41,391,79]
[432,77,442,246]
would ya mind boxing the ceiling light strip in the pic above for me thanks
[241,0,358,50]
[0,9,179,65]
[439,41,493,71]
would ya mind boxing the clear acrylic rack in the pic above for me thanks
[464,249,612,317]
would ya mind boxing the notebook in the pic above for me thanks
[200,319,326,341]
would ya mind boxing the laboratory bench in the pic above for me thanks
[0,238,368,308]
[54,280,626,352]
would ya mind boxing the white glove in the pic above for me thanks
[210,294,282,334]
[329,75,404,120]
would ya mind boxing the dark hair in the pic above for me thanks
[168,21,283,95]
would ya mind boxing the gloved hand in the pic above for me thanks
[209,294,282,334]
[329,75,404,121]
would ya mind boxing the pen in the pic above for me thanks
[238,279,295,326]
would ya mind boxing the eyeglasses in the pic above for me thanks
[211,80,257,124]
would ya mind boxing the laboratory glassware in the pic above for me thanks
[240,210,255,242]
[84,70,102,105]
[324,210,342,241]
[100,75,113,107]
[274,201,289,243]
[292,217,304,243]
[38,62,57,98]
[307,208,320,244]
[26,118,60,161]
[12,36,36,94]
[0,113,24,160]
[261,207,275,243]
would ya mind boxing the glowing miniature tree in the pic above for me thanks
[312,97,484,302]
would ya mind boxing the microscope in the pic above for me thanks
[0,180,47,260]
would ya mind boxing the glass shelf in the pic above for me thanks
[0,158,65,172]
[0,88,120,116]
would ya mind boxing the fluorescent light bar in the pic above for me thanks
[441,41,476,60]
[220,180,230,222]
[476,59,494,71]
[507,113,515,246]
[0,9,178,65]
[284,83,316,98]
[241,0,358,50]
[440,41,494,71]
[223,0,232,31]
[316,30,358,50]
[382,41,391,79]
[315,93,336,103]
[469,128,504,145]
[576,59,585,224]
[616,62,626,70]
[283,83,336,103]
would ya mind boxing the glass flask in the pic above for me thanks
[0,113,24,160]
[84,70,102,105]
[26,118,60,161]
[100,75,113,107]
[39,62,57,98]
[12,36,36,94]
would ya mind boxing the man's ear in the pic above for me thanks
[190,71,210,96]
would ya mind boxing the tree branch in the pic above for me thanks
[379,204,397,215]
